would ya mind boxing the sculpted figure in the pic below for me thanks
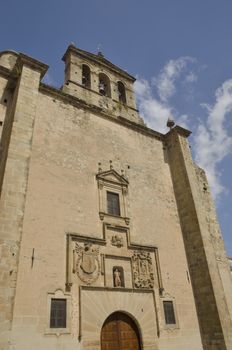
[114,268,121,287]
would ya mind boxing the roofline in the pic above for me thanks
[38,82,165,141]
[62,45,136,82]
[0,50,19,58]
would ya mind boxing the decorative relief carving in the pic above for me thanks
[75,243,100,285]
[132,251,154,289]
[111,234,124,248]
[122,187,128,195]
[125,217,130,225]
[98,180,104,190]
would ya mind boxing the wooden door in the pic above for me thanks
[101,312,141,350]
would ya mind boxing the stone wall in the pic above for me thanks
[10,88,202,349]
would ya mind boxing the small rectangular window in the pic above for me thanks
[107,192,120,216]
[163,301,176,324]
[50,299,66,328]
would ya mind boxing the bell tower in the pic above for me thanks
[62,44,143,124]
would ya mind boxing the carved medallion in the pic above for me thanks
[75,243,100,285]
[132,251,154,289]
[111,234,124,248]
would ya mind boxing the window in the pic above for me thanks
[96,168,129,224]
[50,299,66,328]
[163,301,176,325]
[117,81,127,104]
[99,73,111,97]
[107,191,120,216]
[82,64,91,88]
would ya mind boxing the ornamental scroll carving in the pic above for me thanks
[132,251,154,289]
[75,243,100,285]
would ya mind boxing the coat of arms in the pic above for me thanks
[75,243,100,284]
[132,251,154,289]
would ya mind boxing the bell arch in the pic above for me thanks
[82,64,91,88]
[99,73,111,97]
[101,311,141,350]
[117,81,127,104]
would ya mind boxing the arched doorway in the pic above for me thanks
[101,311,141,350]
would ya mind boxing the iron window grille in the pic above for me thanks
[163,301,176,325]
[50,298,66,328]
[107,191,120,216]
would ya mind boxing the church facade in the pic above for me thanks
[0,45,232,350]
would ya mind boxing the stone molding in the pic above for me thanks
[17,53,48,78]
[96,168,130,224]
[39,83,164,140]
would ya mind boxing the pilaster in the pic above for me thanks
[0,55,47,349]
[165,126,232,350]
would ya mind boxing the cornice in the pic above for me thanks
[0,66,11,79]
[81,285,155,293]
[39,83,165,141]
[67,229,157,252]
[17,53,48,78]
[165,125,192,139]
[96,169,129,186]
[66,79,139,112]
[0,50,18,57]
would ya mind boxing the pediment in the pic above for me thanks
[63,45,135,82]
[96,169,129,186]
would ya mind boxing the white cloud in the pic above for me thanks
[135,58,232,199]
[194,80,232,197]
[177,114,190,129]
[134,78,151,98]
[134,56,196,133]
[152,57,195,102]
[185,71,198,83]
[134,78,172,133]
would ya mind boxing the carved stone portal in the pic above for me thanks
[132,251,154,289]
[75,243,100,285]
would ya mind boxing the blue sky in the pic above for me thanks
[1,0,232,255]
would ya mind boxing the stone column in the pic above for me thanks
[0,54,47,350]
[165,126,232,350]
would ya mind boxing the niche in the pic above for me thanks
[113,266,125,288]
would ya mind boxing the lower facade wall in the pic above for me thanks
[10,287,203,350]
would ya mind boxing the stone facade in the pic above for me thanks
[0,45,231,350]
